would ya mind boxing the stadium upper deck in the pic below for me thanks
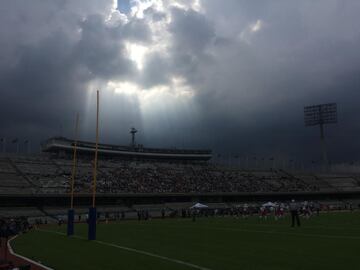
[41,137,212,161]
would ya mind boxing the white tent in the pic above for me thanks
[190,203,209,209]
[235,203,249,208]
[262,202,277,207]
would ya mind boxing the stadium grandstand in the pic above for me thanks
[0,136,360,221]
[1,137,360,270]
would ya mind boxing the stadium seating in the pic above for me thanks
[317,175,360,191]
[0,156,360,195]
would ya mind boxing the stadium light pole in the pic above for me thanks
[88,90,100,241]
[68,112,79,237]
[319,122,328,168]
[304,103,337,171]
[130,127,137,147]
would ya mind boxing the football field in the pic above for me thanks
[12,212,360,270]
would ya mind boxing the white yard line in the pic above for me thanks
[93,239,212,270]
[38,229,212,270]
[8,235,55,270]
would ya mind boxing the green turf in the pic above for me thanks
[12,212,360,270]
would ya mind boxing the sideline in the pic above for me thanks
[38,229,212,270]
[7,235,55,270]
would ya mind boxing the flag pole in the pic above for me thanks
[88,90,99,240]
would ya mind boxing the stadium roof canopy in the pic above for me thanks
[41,137,212,162]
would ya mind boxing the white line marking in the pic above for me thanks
[93,239,212,270]
[8,235,55,270]
[38,229,212,270]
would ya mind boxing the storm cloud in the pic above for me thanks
[1,0,360,165]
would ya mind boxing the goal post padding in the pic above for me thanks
[67,209,74,236]
[88,207,97,240]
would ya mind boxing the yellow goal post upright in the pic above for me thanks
[67,112,79,236]
[88,90,100,240]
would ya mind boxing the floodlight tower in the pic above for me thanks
[130,127,138,147]
[304,103,337,170]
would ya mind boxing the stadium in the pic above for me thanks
[1,131,360,269]
[2,1,360,270]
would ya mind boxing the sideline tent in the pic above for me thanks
[190,203,209,209]
[262,202,277,207]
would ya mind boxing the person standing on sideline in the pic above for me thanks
[289,199,301,227]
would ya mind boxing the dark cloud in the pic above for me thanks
[0,1,143,148]
[166,7,216,86]
[143,7,167,22]
[169,7,215,54]
[174,0,360,163]
[139,52,171,88]
[75,15,137,80]
[1,0,360,166]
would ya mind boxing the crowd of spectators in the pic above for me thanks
[66,163,319,194]
[0,157,320,194]
[0,218,31,239]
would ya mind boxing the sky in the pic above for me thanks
[1,0,360,165]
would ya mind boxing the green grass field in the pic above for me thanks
[12,212,360,270]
